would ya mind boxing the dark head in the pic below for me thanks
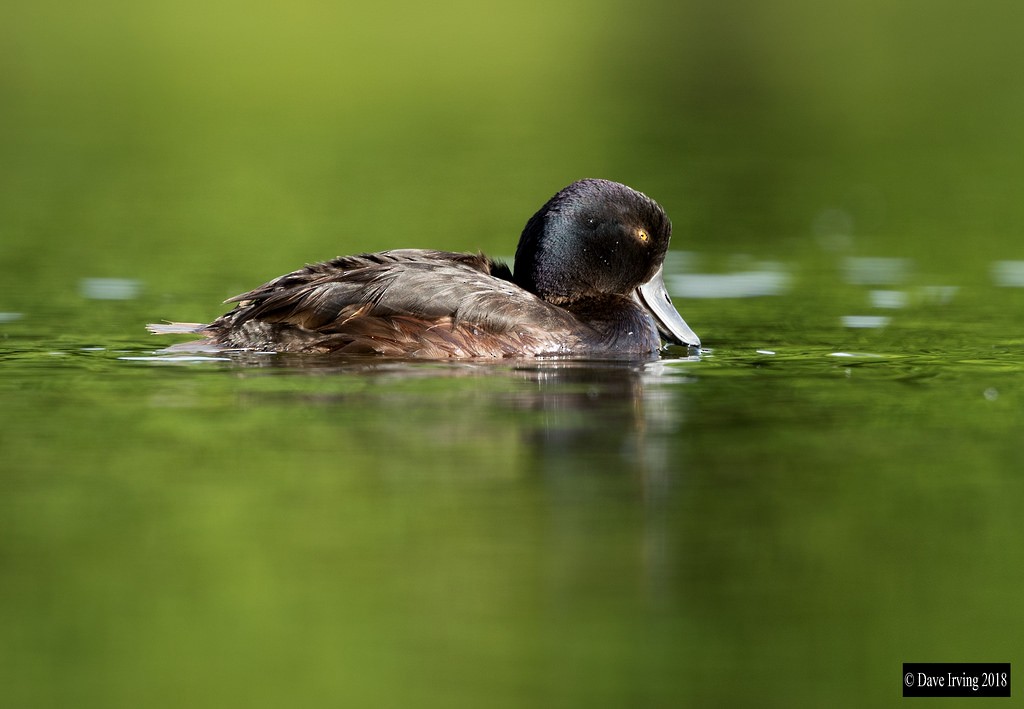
[513,179,700,348]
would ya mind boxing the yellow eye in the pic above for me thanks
[636,228,650,243]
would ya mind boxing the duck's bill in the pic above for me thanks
[635,265,700,348]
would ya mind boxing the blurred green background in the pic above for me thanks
[4,0,1023,313]
[2,1,1024,707]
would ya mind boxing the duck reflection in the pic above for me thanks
[137,351,696,604]
[207,352,693,488]
[506,360,688,481]
[505,359,694,605]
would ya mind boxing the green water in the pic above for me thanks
[3,1,1024,706]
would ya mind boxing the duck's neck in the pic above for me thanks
[565,295,661,354]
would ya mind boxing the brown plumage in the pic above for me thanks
[207,250,588,357]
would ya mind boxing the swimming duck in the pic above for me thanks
[149,179,700,358]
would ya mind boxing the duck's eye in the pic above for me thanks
[636,228,650,243]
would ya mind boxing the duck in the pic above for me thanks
[148,179,700,358]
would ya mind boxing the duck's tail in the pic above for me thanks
[145,322,229,353]
[146,322,206,335]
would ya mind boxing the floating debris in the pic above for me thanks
[668,263,791,299]
[842,257,911,285]
[991,261,1024,287]
[869,290,908,309]
[79,278,142,300]
[840,315,891,329]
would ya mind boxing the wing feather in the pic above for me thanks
[204,250,588,356]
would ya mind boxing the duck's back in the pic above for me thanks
[202,249,589,357]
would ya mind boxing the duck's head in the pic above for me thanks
[513,179,700,349]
